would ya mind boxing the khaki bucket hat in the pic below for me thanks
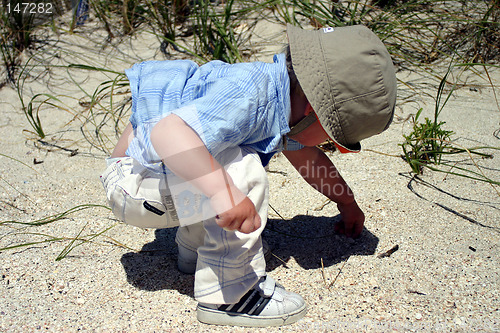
[286,24,397,152]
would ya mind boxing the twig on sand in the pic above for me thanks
[37,139,79,156]
[377,244,400,258]
[327,257,349,290]
[321,258,327,286]
[270,251,289,268]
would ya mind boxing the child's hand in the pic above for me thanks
[215,196,261,234]
[210,186,261,234]
[335,201,365,238]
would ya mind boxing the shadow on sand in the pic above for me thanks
[120,227,194,296]
[120,215,379,295]
[264,215,379,271]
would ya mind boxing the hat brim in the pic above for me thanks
[331,139,361,154]
[286,23,395,154]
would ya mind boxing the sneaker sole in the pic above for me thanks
[197,302,307,327]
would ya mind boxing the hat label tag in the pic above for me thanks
[323,27,335,33]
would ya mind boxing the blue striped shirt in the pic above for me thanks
[125,53,300,173]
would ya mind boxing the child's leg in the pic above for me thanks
[176,148,269,304]
[176,223,205,274]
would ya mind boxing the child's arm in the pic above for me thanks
[150,114,261,234]
[111,122,134,158]
[283,146,365,238]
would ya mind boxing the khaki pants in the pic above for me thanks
[100,147,269,304]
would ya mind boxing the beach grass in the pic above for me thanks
[1,0,499,258]
[401,62,500,193]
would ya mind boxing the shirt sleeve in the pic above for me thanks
[171,66,278,159]
[284,138,304,151]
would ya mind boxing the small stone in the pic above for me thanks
[415,313,422,320]
[54,281,65,291]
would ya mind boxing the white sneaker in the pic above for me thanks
[177,239,271,275]
[197,276,307,327]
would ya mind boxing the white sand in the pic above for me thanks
[0,12,499,332]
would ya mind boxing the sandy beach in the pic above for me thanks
[0,8,499,332]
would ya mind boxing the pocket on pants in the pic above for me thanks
[100,158,179,229]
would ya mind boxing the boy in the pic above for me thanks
[100,24,396,327]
